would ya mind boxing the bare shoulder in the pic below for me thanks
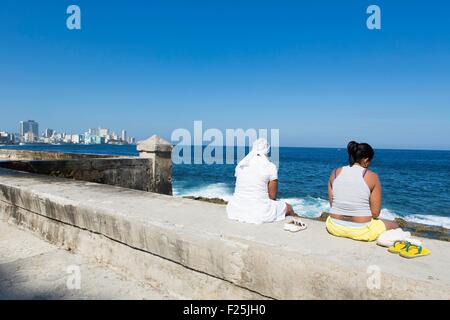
[329,166,343,182]
[331,166,343,177]
[364,170,380,184]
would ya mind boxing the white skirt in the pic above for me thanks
[226,197,287,224]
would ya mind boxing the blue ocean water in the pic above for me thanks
[2,144,450,228]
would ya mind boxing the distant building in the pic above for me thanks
[88,128,100,136]
[19,120,39,142]
[71,134,82,144]
[84,133,105,145]
[0,131,12,145]
[45,129,54,138]
[121,130,127,143]
[10,133,16,144]
[99,128,109,138]
[63,134,72,144]
[23,132,34,143]
[19,121,29,137]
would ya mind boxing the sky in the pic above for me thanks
[0,0,449,149]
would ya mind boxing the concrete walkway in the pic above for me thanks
[0,221,172,300]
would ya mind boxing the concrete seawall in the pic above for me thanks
[0,149,111,161]
[0,136,173,195]
[1,167,449,299]
[0,157,155,193]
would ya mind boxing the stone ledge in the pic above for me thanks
[137,135,172,154]
[0,157,154,193]
[0,148,114,161]
[0,168,449,299]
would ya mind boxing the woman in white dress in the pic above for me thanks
[226,139,302,226]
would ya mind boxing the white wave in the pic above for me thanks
[173,182,234,201]
[173,183,450,229]
[380,209,450,229]
[379,208,398,221]
[281,197,330,219]
[401,214,450,229]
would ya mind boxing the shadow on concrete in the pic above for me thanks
[0,265,68,300]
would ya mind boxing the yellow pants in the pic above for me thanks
[326,216,386,242]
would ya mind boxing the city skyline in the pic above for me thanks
[2,118,450,151]
[1,1,449,150]
[0,119,136,145]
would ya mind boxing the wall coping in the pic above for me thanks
[137,135,172,153]
[0,148,119,160]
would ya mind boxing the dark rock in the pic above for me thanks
[183,196,228,205]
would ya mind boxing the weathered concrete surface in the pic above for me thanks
[0,135,172,195]
[0,142,173,195]
[0,168,449,299]
[137,135,173,154]
[0,220,173,299]
[137,135,173,195]
[0,149,112,161]
[0,198,264,299]
[0,158,154,192]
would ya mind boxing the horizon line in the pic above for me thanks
[2,143,449,152]
[161,144,450,152]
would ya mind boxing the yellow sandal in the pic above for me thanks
[399,244,430,259]
[388,240,409,254]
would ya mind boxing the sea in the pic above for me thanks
[2,144,450,229]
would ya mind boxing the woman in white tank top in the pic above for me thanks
[326,141,398,241]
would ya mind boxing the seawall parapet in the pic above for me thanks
[0,135,172,195]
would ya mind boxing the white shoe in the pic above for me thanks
[284,217,307,232]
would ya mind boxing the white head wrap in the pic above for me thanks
[235,138,270,177]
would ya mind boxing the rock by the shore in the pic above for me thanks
[183,196,228,205]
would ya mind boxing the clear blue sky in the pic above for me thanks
[0,0,449,149]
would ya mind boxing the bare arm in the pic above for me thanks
[328,175,333,206]
[268,180,278,200]
[328,168,342,207]
[366,172,382,218]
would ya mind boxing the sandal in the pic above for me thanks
[388,238,422,254]
[284,217,307,232]
[388,240,410,254]
[399,244,430,259]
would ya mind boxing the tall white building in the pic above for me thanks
[88,128,100,136]
[45,128,54,138]
[99,128,109,138]
[121,130,127,143]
